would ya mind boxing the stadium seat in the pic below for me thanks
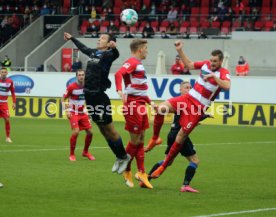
[119,25,127,33]
[262,0,271,7]
[222,21,231,28]
[232,20,241,31]
[80,25,87,35]
[211,21,221,28]
[189,26,198,34]
[221,27,230,35]
[200,20,210,28]
[264,21,274,31]
[254,21,264,30]
[129,26,137,33]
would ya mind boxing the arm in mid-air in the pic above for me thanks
[64,32,94,56]
[174,40,195,70]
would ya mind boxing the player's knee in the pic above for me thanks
[72,128,79,136]
[191,157,199,165]
[86,129,92,136]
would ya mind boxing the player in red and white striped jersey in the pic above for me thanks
[61,69,95,161]
[115,39,153,189]
[0,67,16,143]
[149,40,231,179]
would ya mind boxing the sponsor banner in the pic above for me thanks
[43,15,70,37]
[7,97,276,127]
[7,72,276,103]
[61,48,73,72]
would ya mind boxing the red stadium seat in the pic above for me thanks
[254,21,264,30]
[189,26,198,33]
[80,25,87,35]
[221,27,230,35]
[222,21,231,28]
[232,20,241,31]
[211,21,221,28]
[119,25,127,33]
[264,21,274,31]
[262,0,271,7]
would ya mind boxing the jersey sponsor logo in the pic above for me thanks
[88,57,100,64]
[8,75,34,94]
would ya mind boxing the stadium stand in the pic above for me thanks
[75,0,276,37]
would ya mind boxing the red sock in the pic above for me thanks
[162,141,182,168]
[153,114,164,140]
[5,121,10,138]
[126,142,138,171]
[135,143,145,173]
[70,135,78,155]
[83,134,93,153]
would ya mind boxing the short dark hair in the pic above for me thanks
[76,69,84,76]
[130,39,147,52]
[211,49,224,61]
[107,33,116,42]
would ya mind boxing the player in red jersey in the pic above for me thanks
[0,67,16,143]
[61,69,95,161]
[149,40,231,179]
[115,39,153,189]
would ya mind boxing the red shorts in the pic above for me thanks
[168,95,203,135]
[69,113,91,131]
[123,102,149,134]
[0,104,10,118]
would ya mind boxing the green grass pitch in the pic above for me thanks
[0,118,276,217]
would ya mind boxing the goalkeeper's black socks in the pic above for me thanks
[183,162,198,186]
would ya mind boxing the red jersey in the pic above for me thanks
[115,57,150,103]
[188,60,230,107]
[170,63,184,75]
[63,82,85,113]
[0,78,16,104]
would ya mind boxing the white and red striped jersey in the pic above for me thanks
[188,60,230,107]
[115,57,150,103]
[0,78,16,104]
[63,82,85,113]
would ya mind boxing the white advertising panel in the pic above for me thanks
[8,72,276,104]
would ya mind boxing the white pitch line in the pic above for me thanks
[0,141,275,153]
[192,207,276,217]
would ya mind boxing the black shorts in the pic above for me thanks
[165,130,196,157]
[85,92,113,125]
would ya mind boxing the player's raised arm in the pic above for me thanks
[64,32,94,57]
[174,40,195,70]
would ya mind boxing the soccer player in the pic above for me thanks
[150,40,231,179]
[115,39,153,189]
[64,32,130,173]
[0,67,16,143]
[144,81,212,192]
[61,69,95,161]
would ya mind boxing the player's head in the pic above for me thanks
[210,49,224,71]
[0,67,8,79]
[76,69,85,84]
[97,33,116,50]
[130,39,148,60]
[180,81,192,95]
[175,55,181,63]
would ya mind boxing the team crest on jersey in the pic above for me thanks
[123,63,131,69]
